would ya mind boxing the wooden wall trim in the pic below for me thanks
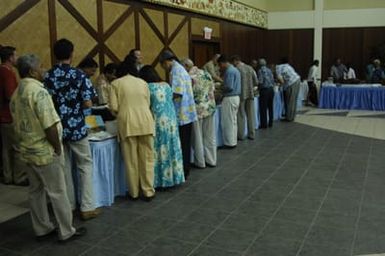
[134,9,140,49]
[0,0,40,32]
[103,6,134,41]
[58,0,98,40]
[96,0,105,69]
[48,0,57,66]
[140,9,165,44]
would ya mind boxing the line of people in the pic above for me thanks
[0,38,304,242]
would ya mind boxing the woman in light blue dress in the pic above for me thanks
[139,65,185,188]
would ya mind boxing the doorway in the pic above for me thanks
[191,40,220,68]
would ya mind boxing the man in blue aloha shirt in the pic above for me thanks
[44,38,100,221]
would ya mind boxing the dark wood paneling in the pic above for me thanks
[323,27,385,81]
[220,21,265,65]
[264,29,314,79]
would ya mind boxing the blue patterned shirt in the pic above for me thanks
[44,64,96,142]
[257,66,274,89]
[276,64,300,90]
[170,61,197,126]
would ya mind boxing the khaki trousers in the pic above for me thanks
[120,135,155,198]
[63,137,95,212]
[284,80,301,121]
[25,155,76,240]
[237,98,256,140]
[192,114,217,168]
[1,123,27,184]
[221,96,240,147]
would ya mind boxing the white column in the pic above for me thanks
[313,0,324,81]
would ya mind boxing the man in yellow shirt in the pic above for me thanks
[10,54,85,242]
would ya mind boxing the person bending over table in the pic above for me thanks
[139,65,185,189]
[109,59,156,202]
[181,58,217,168]
[159,51,197,179]
[276,57,301,122]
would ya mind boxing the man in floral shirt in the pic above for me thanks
[44,38,100,220]
[182,58,216,169]
[160,51,197,178]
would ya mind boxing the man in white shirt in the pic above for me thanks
[276,57,301,122]
[307,60,319,106]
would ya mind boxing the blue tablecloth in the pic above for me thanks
[215,91,284,146]
[319,86,385,111]
[89,138,126,207]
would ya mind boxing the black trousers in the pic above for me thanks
[307,81,318,106]
[259,87,274,128]
[179,123,192,178]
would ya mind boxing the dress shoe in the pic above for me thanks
[206,163,216,168]
[141,195,155,202]
[36,229,57,242]
[247,136,255,140]
[14,180,29,187]
[191,163,205,169]
[80,208,101,221]
[59,227,87,243]
[218,145,236,150]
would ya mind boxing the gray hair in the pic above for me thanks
[258,58,267,66]
[17,54,40,78]
[180,58,194,68]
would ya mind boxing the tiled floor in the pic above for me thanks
[1,116,385,256]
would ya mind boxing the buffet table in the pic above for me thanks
[86,89,285,207]
[89,137,126,207]
[319,83,385,111]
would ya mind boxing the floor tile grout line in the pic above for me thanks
[349,139,373,256]
[240,131,338,255]
[294,137,354,256]
[185,128,321,256]
[130,136,284,256]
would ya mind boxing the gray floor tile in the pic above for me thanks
[183,207,230,227]
[298,243,351,256]
[221,213,269,233]
[306,225,355,249]
[244,236,301,256]
[190,245,241,256]
[164,221,214,243]
[204,228,255,252]
[137,237,197,256]
[262,219,309,241]
[29,241,90,256]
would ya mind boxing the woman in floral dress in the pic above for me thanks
[139,66,185,188]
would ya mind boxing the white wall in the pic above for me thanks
[268,8,385,29]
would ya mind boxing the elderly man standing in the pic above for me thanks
[160,51,197,178]
[231,55,258,140]
[110,61,155,201]
[276,57,301,122]
[217,55,241,149]
[203,54,223,84]
[330,58,347,82]
[11,54,86,242]
[182,58,217,168]
[44,39,100,220]
[257,58,275,128]
[0,46,27,185]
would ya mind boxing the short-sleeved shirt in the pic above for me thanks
[258,66,274,89]
[236,62,258,100]
[276,64,300,90]
[0,64,18,123]
[10,78,61,166]
[44,64,95,142]
[170,60,197,126]
[189,66,216,119]
[222,64,241,97]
